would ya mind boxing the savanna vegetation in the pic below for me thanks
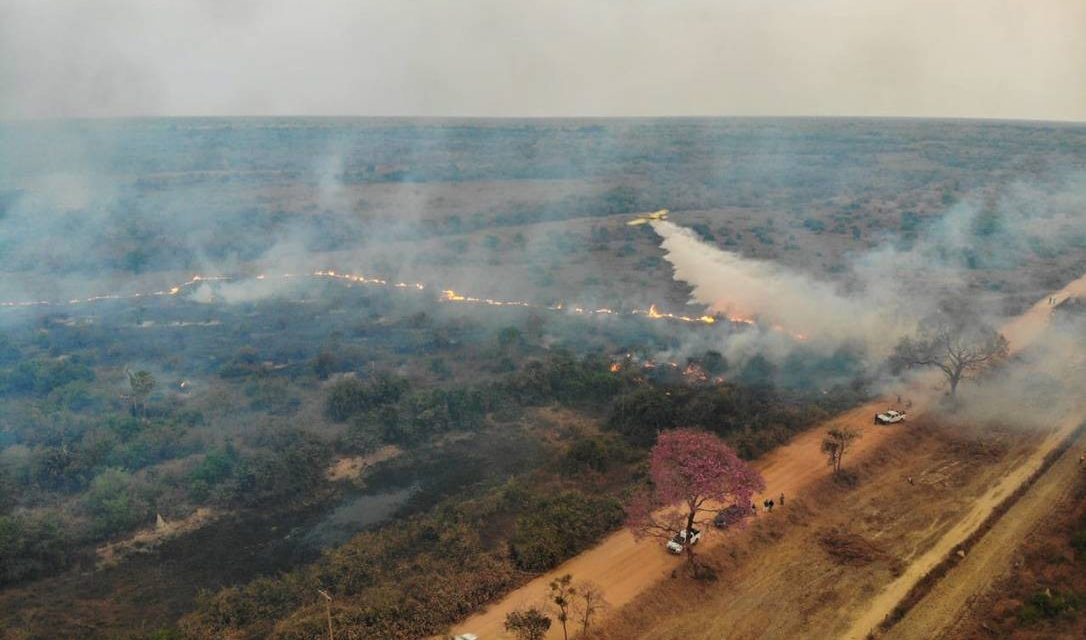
[0,272,862,639]
[2,117,1083,639]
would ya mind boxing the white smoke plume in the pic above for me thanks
[651,219,914,354]
[650,174,1086,367]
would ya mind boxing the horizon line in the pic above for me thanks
[3,113,1085,127]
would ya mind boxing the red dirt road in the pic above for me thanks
[881,418,1086,640]
[839,273,1086,640]
[451,274,1086,640]
[453,402,904,640]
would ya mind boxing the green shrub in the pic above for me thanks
[1019,589,1078,623]
[608,387,676,446]
[560,437,611,475]
[510,490,624,571]
[84,467,148,537]
[244,378,300,415]
[326,374,409,422]
[1071,529,1086,553]
[0,510,78,585]
[0,357,94,396]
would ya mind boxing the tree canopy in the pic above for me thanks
[892,305,1009,396]
[626,429,764,562]
[505,607,552,640]
[821,426,860,475]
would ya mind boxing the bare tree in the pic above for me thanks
[821,426,860,475]
[892,306,1009,396]
[546,574,576,640]
[574,581,608,637]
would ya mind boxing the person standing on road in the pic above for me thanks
[779,492,785,506]
[752,502,758,516]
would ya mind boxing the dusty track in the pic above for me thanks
[838,273,1086,640]
[882,423,1086,640]
[452,274,1086,640]
[454,401,903,640]
[840,404,1086,640]
[593,419,1039,640]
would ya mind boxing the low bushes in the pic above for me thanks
[183,488,621,640]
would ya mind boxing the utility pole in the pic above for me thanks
[317,588,334,640]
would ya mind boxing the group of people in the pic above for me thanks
[753,492,785,514]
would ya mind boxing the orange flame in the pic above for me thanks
[1,268,808,340]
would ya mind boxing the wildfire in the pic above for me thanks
[635,304,719,325]
[683,363,709,382]
[0,275,230,309]
[0,268,808,340]
[609,355,720,386]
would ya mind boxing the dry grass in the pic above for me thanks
[819,528,888,566]
[588,420,1042,640]
[325,444,403,482]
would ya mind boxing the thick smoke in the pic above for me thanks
[651,174,1086,370]
[653,219,911,350]
[2,120,1084,383]
[951,309,1086,430]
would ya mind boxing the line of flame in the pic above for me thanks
[0,270,806,337]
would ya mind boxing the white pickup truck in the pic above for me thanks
[666,528,701,554]
[875,410,906,425]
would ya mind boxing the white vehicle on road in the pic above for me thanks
[452,634,479,640]
[666,528,701,554]
[875,410,906,425]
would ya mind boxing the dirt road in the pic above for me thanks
[883,423,1085,640]
[837,272,1086,640]
[593,418,1042,640]
[839,403,1086,640]
[451,274,1086,640]
[453,401,903,640]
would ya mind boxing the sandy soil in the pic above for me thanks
[450,274,1086,640]
[95,508,219,568]
[839,404,1085,640]
[325,445,402,481]
[882,425,1086,640]
[951,459,1086,640]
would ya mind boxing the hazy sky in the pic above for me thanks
[2,0,1084,121]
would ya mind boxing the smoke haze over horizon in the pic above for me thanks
[1,0,1085,122]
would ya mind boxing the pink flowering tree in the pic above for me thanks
[627,429,764,565]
